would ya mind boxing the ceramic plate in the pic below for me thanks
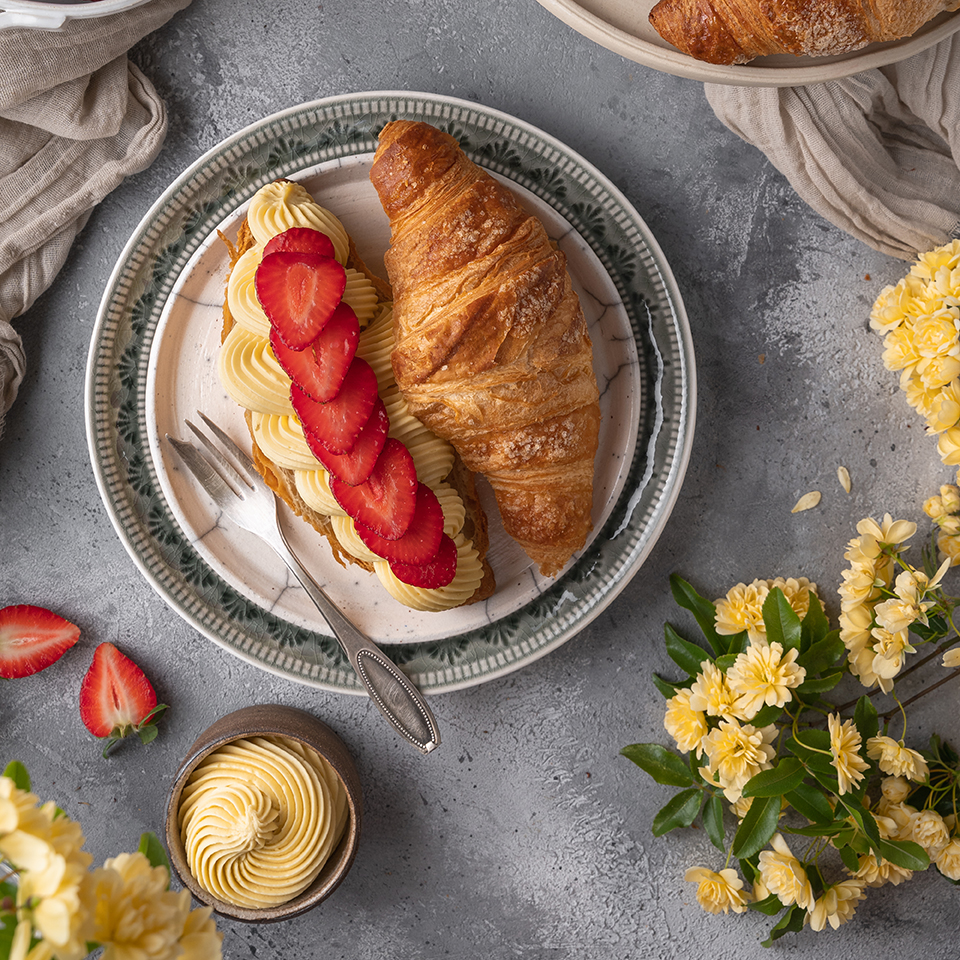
[537,0,960,86]
[85,91,695,694]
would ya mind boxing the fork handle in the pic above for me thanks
[271,531,441,754]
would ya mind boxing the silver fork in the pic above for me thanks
[166,412,441,754]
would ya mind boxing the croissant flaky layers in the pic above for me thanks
[370,120,600,578]
[649,0,960,65]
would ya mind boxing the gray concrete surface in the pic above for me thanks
[2,0,959,957]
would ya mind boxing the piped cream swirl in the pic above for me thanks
[178,736,348,909]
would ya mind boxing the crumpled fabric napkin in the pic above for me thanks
[705,34,960,262]
[0,0,191,439]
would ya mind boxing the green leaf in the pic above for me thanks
[732,794,781,859]
[742,758,805,798]
[800,593,830,650]
[652,789,702,837]
[651,674,679,698]
[783,820,847,837]
[669,574,727,655]
[762,904,805,946]
[0,911,18,959]
[2,760,30,791]
[797,630,845,674]
[137,724,160,746]
[762,588,803,652]
[620,744,696,787]
[783,781,837,825]
[664,624,712,677]
[840,799,881,853]
[138,831,171,872]
[796,671,844,695]
[702,793,726,852]
[875,838,929,871]
[837,841,861,874]
[715,653,739,672]
[748,703,784,728]
[854,695,879,743]
[749,892,786,916]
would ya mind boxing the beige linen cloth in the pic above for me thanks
[0,0,190,439]
[705,34,960,262]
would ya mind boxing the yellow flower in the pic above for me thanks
[806,878,867,931]
[714,581,767,642]
[683,866,750,915]
[943,648,960,668]
[88,852,192,960]
[757,834,814,910]
[912,311,960,358]
[699,720,777,802]
[855,851,914,887]
[726,641,805,718]
[856,514,917,549]
[880,775,911,803]
[881,326,920,372]
[687,661,747,723]
[937,425,960,465]
[827,715,869,795]
[910,809,950,855]
[935,838,960,880]
[866,736,930,782]
[938,529,960,566]
[918,354,960,389]
[0,780,57,874]
[869,627,915,693]
[663,689,708,756]
[177,905,223,960]
[927,383,960,433]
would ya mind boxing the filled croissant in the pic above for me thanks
[369,120,600,578]
[649,0,960,65]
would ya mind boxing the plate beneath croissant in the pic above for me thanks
[85,92,695,694]
[537,0,960,86]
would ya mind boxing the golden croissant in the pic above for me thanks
[369,120,600,578]
[649,0,960,65]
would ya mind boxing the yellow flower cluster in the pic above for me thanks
[870,240,960,463]
[714,578,817,645]
[923,480,960,571]
[0,777,222,960]
[837,515,948,692]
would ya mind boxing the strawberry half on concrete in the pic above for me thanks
[0,604,80,678]
[79,642,168,757]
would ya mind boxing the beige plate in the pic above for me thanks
[536,0,960,86]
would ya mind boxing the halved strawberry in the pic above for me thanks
[331,438,418,540]
[304,397,389,486]
[263,226,335,259]
[355,482,444,564]
[271,301,361,402]
[291,356,379,455]
[389,534,458,589]
[79,642,168,757]
[0,605,80,679]
[255,250,346,350]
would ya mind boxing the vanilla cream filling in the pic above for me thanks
[218,183,485,610]
[178,736,348,909]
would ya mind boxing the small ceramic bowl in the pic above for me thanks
[165,704,362,922]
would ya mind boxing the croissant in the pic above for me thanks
[649,0,960,65]
[369,120,600,578]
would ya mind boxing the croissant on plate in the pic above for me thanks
[648,0,960,65]
[369,120,600,578]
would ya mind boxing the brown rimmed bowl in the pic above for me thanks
[165,704,362,922]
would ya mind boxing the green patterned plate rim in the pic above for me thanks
[84,91,696,695]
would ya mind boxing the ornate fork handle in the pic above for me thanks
[266,524,441,753]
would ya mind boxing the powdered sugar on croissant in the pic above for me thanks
[370,120,600,578]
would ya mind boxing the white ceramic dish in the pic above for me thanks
[0,0,151,30]
[537,0,960,86]
[85,91,696,694]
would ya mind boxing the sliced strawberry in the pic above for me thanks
[304,397,389,485]
[389,534,458,589]
[0,605,80,679]
[355,482,444,564]
[79,642,168,757]
[255,250,346,350]
[331,438,418,540]
[291,356,379,455]
[271,301,361,402]
[263,227,335,259]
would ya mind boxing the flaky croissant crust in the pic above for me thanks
[649,0,960,66]
[370,120,600,578]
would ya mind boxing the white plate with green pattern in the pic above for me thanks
[85,91,695,695]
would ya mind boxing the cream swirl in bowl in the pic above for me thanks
[177,735,349,909]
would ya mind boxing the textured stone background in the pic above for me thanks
[2,0,958,957]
